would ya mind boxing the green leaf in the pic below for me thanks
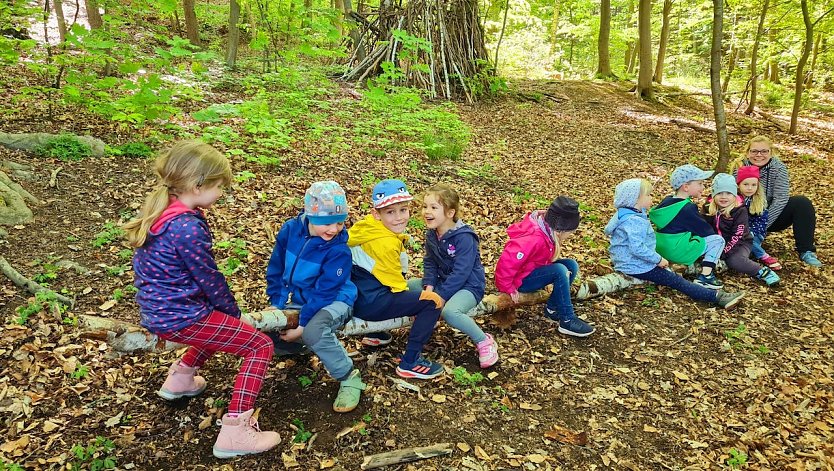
[118,62,142,74]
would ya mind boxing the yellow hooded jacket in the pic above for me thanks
[348,215,410,293]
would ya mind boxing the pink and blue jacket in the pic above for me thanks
[495,212,557,294]
[133,199,241,334]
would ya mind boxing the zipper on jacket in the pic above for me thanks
[285,237,313,306]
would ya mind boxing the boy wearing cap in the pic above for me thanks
[649,164,726,289]
[265,181,366,413]
[348,179,445,380]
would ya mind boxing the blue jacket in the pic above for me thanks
[265,212,357,327]
[654,196,716,237]
[605,208,662,275]
[422,221,486,302]
[134,201,241,335]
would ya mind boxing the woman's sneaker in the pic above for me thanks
[476,334,499,368]
[715,290,745,310]
[759,254,782,270]
[695,273,723,289]
[396,356,444,379]
[756,267,780,286]
[361,332,393,347]
[800,251,822,267]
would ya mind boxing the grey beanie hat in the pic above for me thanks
[614,179,643,209]
[711,173,738,197]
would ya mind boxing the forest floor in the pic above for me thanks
[1,67,833,471]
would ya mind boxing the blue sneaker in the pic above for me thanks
[800,251,822,267]
[545,308,595,337]
[756,267,780,287]
[694,273,723,290]
[396,356,444,379]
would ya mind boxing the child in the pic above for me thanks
[705,174,780,286]
[412,183,497,368]
[348,179,445,379]
[495,196,595,337]
[265,181,365,413]
[649,164,726,289]
[736,165,781,270]
[605,178,745,309]
[124,141,279,459]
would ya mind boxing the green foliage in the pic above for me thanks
[33,261,60,285]
[290,418,313,443]
[213,398,229,408]
[297,375,314,389]
[726,448,748,468]
[452,366,485,392]
[14,290,65,325]
[112,142,154,159]
[70,436,117,471]
[234,171,257,183]
[407,217,427,231]
[106,264,129,277]
[72,364,90,380]
[216,239,249,276]
[0,459,24,471]
[92,223,125,248]
[34,135,93,161]
[422,133,466,161]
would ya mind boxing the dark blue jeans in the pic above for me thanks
[353,290,441,365]
[518,259,579,320]
[631,266,717,303]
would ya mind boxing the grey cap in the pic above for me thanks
[670,164,713,190]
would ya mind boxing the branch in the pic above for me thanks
[0,256,75,307]
[813,5,834,26]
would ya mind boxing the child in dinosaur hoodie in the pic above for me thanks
[348,179,445,380]
[265,181,364,413]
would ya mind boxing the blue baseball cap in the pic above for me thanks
[670,164,713,190]
[304,181,348,225]
[372,179,413,209]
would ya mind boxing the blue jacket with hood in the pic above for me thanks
[265,212,357,327]
[421,220,486,302]
[604,207,663,275]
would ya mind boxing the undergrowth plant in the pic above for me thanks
[14,290,65,325]
[70,436,117,471]
[34,135,93,161]
[91,222,125,248]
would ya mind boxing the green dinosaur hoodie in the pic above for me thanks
[648,198,706,265]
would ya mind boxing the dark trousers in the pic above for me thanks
[353,291,441,365]
[723,241,762,277]
[768,195,816,253]
[518,259,579,320]
[631,267,717,303]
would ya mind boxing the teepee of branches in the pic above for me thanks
[342,0,490,102]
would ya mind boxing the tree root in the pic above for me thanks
[0,256,74,307]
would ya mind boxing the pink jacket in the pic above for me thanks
[495,213,556,293]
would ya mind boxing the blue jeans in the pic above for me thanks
[300,301,353,381]
[751,232,766,259]
[407,279,485,344]
[517,259,579,320]
[632,267,717,303]
[702,234,725,266]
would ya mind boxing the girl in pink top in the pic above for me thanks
[495,196,594,337]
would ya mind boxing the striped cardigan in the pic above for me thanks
[741,157,790,228]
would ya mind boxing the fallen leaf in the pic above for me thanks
[527,453,546,463]
[282,452,299,468]
[672,371,690,381]
[198,416,213,430]
[487,371,499,380]
[319,458,336,469]
[99,299,117,311]
[43,421,59,433]
[520,402,542,410]
[457,442,471,452]
[431,394,447,403]
[0,435,29,454]
[544,425,588,446]
[643,425,659,433]
[474,445,491,461]
[104,412,123,428]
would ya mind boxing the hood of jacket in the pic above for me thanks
[604,207,646,236]
[150,198,199,235]
[648,197,689,229]
[348,214,410,247]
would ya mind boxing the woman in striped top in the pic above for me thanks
[735,136,822,267]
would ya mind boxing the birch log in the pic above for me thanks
[78,272,650,353]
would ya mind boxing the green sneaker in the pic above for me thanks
[333,369,366,413]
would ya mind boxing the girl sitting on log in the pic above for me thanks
[123,141,279,459]
[704,174,780,287]
[265,181,366,413]
[410,183,497,369]
[604,178,745,309]
[495,196,595,337]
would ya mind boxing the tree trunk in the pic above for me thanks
[711,0,730,171]
[343,0,365,62]
[627,39,638,74]
[804,33,821,88]
[495,0,510,72]
[767,29,780,84]
[635,0,653,100]
[744,0,768,115]
[624,0,635,74]
[52,0,68,43]
[597,0,612,77]
[84,0,102,29]
[183,0,201,47]
[550,0,561,45]
[334,0,345,35]
[721,44,737,96]
[789,0,812,135]
[225,0,240,68]
[653,0,672,83]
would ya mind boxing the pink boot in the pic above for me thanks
[476,334,499,369]
[157,361,207,400]
[213,409,281,459]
